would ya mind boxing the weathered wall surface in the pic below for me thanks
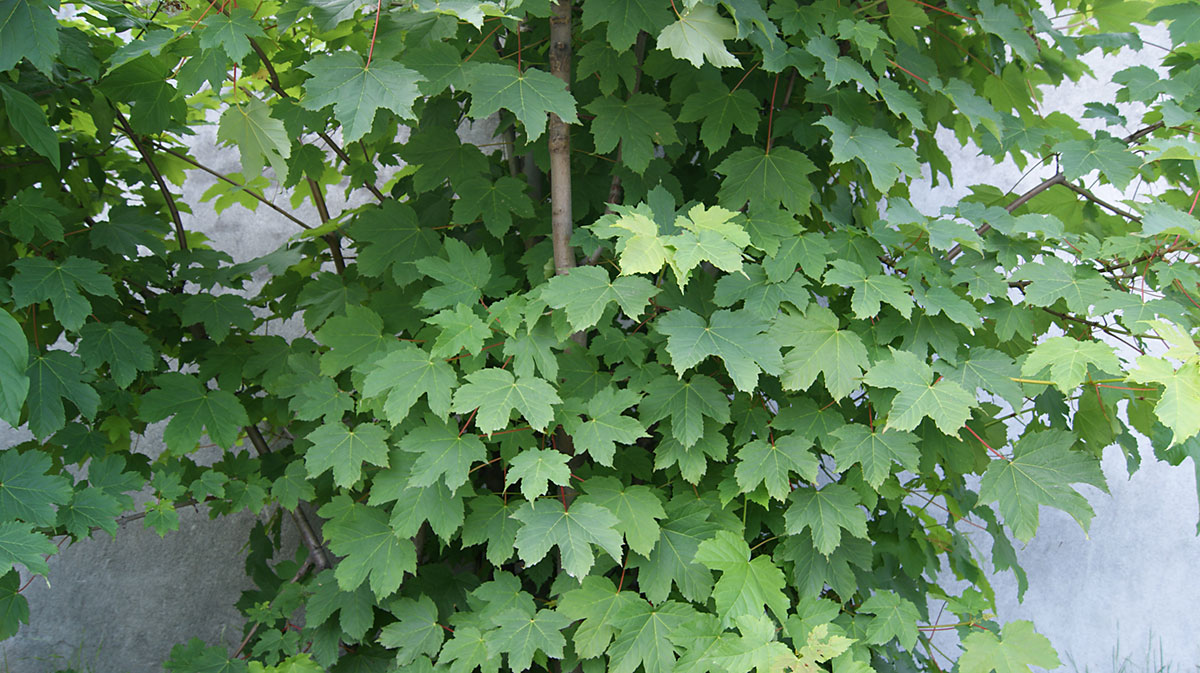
[3,29,1199,673]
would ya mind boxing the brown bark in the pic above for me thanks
[548,0,575,276]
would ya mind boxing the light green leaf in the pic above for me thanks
[657,4,739,68]
[451,368,561,434]
[959,620,1061,673]
[563,386,647,466]
[694,530,789,626]
[774,305,870,400]
[542,266,659,331]
[361,342,456,424]
[1022,337,1120,393]
[579,476,665,556]
[512,500,623,578]
[817,116,919,191]
[656,308,782,393]
[426,303,491,358]
[863,349,975,435]
[300,52,424,141]
[318,496,415,599]
[199,8,264,62]
[401,418,485,490]
[734,435,818,501]
[558,576,642,658]
[506,448,571,502]
[217,98,290,184]
[609,600,696,673]
[859,590,919,650]
[303,421,390,488]
[379,596,443,665]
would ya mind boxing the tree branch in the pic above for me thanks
[114,108,187,251]
[245,424,333,571]
[548,0,575,277]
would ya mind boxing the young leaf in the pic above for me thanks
[657,4,739,68]
[959,620,1060,673]
[217,98,291,184]
[1021,336,1120,392]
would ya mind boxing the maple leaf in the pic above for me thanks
[582,0,673,50]
[451,368,561,434]
[979,429,1107,542]
[451,176,534,238]
[426,303,491,358]
[785,483,869,555]
[734,435,819,501]
[667,205,753,283]
[608,600,696,673]
[766,232,833,282]
[656,308,782,392]
[558,576,642,658]
[694,530,789,626]
[314,305,390,376]
[863,349,976,435]
[414,238,493,311]
[716,146,816,214]
[635,498,718,604]
[823,259,913,319]
[506,448,571,501]
[178,293,255,344]
[461,494,522,566]
[639,373,731,449]
[26,351,100,440]
[400,418,485,490]
[350,200,440,285]
[318,496,415,599]
[562,386,648,466]
[0,523,56,577]
[139,373,248,453]
[300,53,424,141]
[678,81,760,152]
[827,424,919,489]
[379,596,443,665]
[0,449,71,526]
[217,98,290,185]
[1021,336,1121,392]
[439,626,499,673]
[361,342,456,425]
[959,621,1060,673]
[198,8,264,63]
[579,476,666,556]
[489,609,571,673]
[1129,324,1200,444]
[466,63,578,142]
[542,266,659,331]
[657,4,739,68]
[1054,137,1141,189]
[9,256,115,331]
[587,94,679,173]
[818,116,919,191]
[0,0,59,74]
[593,207,670,276]
[77,322,155,389]
[859,590,919,649]
[0,87,58,172]
[303,421,390,488]
[512,500,623,578]
[774,305,870,400]
[1012,255,1113,314]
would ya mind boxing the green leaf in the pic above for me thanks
[451,368,561,434]
[979,429,1107,542]
[558,576,642,658]
[636,498,717,604]
[785,484,868,555]
[0,188,67,243]
[77,321,156,389]
[639,373,731,449]
[300,52,424,141]
[217,98,290,185]
[579,476,666,556]
[0,84,58,170]
[466,63,578,142]
[774,305,870,400]
[542,266,658,332]
[608,600,695,673]
[582,0,672,51]
[656,308,782,393]
[462,494,522,566]
[57,487,118,539]
[667,204,753,283]
[380,596,443,665]
[823,259,913,319]
[0,449,71,526]
[959,621,1061,673]
[303,421,390,488]
[678,81,760,152]
[426,303,491,358]
[512,499,622,578]
[715,146,816,214]
[1013,257,1113,314]
[401,418,485,491]
[827,425,919,489]
[489,609,571,673]
[26,351,99,439]
[657,4,739,68]
[139,373,248,453]
[0,309,29,426]
[0,0,58,74]
[318,496,415,599]
[361,342,456,424]
[451,176,534,238]
[694,530,788,626]
[1139,202,1200,239]
[178,293,255,344]
[315,305,390,375]
[734,435,818,501]
[350,201,440,285]
[817,116,920,192]
[199,8,265,62]
[859,590,919,649]
[1129,354,1200,446]
[0,523,56,577]
[1054,137,1141,189]
[863,349,975,435]
[0,571,29,639]
[10,256,116,331]
[415,238,493,311]
[1021,336,1120,392]
[507,448,571,502]
[587,94,679,173]
[439,626,499,673]
[562,386,648,466]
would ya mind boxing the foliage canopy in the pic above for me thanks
[1,0,1199,670]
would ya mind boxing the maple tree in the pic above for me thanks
[1,0,1199,670]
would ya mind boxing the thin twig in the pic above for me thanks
[114,108,187,250]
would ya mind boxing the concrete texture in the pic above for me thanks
[4,27,1199,673]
